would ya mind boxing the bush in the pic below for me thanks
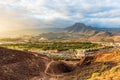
[100,64,109,72]
[110,65,120,73]
[91,72,100,78]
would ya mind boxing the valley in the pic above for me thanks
[0,23,119,80]
[0,44,119,80]
[0,0,120,80]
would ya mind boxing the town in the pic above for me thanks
[0,40,119,60]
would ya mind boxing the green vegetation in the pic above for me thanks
[0,42,101,51]
[110,65,120,72]
[51,56,66,60]
[91,72,100,78]
[88,65,120,80]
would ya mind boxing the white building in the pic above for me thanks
[74,49,86,58]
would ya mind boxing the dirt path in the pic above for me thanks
[45,60,54,74]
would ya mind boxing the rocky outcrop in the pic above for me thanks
[0,47,74,80]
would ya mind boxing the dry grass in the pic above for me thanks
[88,65,120,80]
[87,49,120,80]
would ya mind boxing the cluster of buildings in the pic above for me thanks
[30,49,87,59]
[30,42,120,59]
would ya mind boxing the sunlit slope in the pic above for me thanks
[88,49,120,80]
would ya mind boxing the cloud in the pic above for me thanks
[0,6,37,32]
[0,0,120,28]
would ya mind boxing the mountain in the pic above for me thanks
[94,31,113,37]
[63,23,97,36]
[36,23,116,41]
[1,22,119,42]
[64,23,95,33]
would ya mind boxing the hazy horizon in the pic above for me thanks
[0,0,120,38]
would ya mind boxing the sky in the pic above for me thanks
[0,0,120,32]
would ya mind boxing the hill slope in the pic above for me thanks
[0,47,74,80]
[0,47,120,80]
[75,48,120,80]
[87,48,120,80]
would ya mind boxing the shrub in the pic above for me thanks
[91,72,100,78]
[110,65,120,73]
[100,64,109,72]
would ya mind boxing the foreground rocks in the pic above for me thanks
[1,47,118,80]
[0,47,74,80]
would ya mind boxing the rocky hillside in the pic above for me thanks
[87,48,120,80]
[0,47,74,80]
[0,47,119,80]
[75,48,120,80]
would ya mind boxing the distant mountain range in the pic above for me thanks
[94,27,120,32]
[0,23,120,42]
[34,23,120,42]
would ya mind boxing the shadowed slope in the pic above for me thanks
[0,47,74,80]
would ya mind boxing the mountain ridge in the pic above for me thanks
[64,23,95,33]
[35,23,120,42]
